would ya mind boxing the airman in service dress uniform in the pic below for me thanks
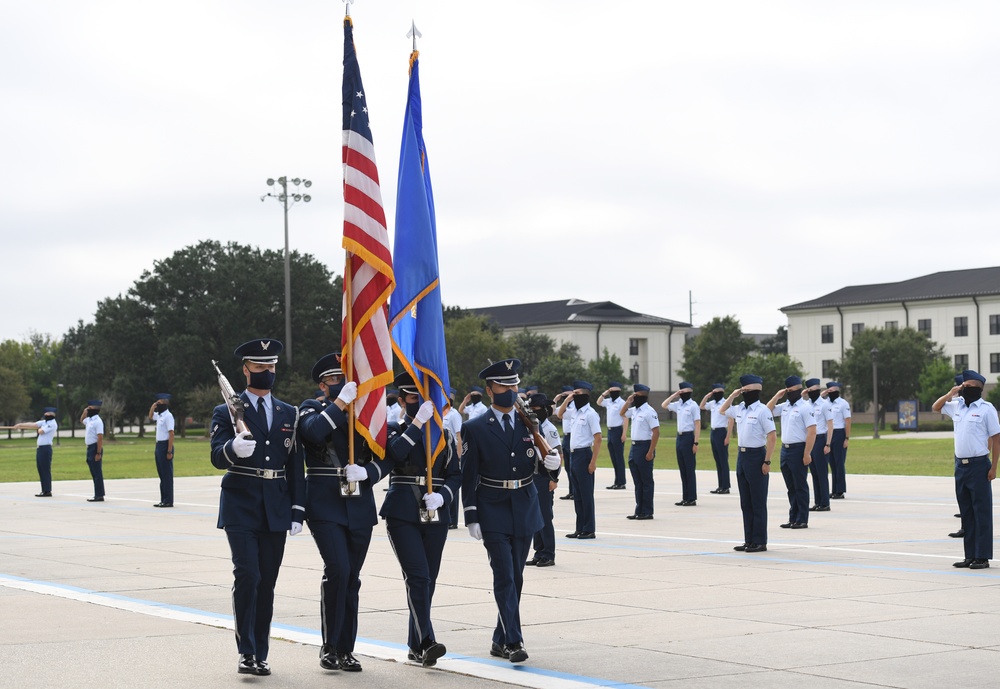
[149,393,175,507]
[720,375,776,553]
[597,382,627,489]
[297,352,391,673]
[767,376,816,529]
[462,359,544,663]
[663,382,701,506]
[11,407,58,497]
[80,400,105,502]
[804,379,833,512]
[622,384,660,519]
[525,393,562,567]
[701,384,733,494]
[933,370,1000,570]
[382,372,461,666]
[823,381,852,499]
[209,339,305,676]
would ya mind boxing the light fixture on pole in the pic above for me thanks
[55,383,64,446]
[261,176,312,366]
[871,346,879,440]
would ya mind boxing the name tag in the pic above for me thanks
[745,417,758,425]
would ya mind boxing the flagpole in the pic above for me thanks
[420,375,435,519]
[343,252,358,495]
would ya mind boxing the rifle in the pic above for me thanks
[212,360,250,435]
[513,396,553,457]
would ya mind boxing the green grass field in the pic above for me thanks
[0,421,959,483]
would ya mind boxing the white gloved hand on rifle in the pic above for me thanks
[232,431,256,459]
[542,451,561,471]
[467,523,482,541]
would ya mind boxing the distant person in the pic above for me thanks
[562,381,602,539]
[662,382,701,506]
[459,386,488,421]
[149,393,175,508]
[804,378,833,512]
[622,384,659,520]
[554,385,576,501]
[932,369,1000,570]
[700,384,733,495]
[80,400,105,503]
[386,388,402,425]
[597,382,627,490]
[946,374,966,539]
[10,407,58,497]
[719,375,776,553]
[766,376,815,529]
[822,381,852,499]
[442,387,464,530]
[526,393,562,567]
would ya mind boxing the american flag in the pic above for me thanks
[341,15,394,458]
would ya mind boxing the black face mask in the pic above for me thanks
[531,407,546,422]
[828,391,840,401]
[808,390,821,402]
[961,387,982,405]
[386,395,398,406]
[470,394,482,404]
[742,391,760,406]
[492,389,516,408]
[248,369,275,391]
[87,408,99,417]
[712,391,724,402]
[679,392,692,402]
[44,414,55,421]
[609,391,620,401]
[574,394,590,408]
[786,389,800,404]
[405,400,421,419]
[326,382,345,400]
[632,396,647,408]
[155,403,168,412]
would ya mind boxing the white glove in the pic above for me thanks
[467,523,482,541]
[289,521,303,536]
[232,431,256,458]
[423,492,445,511]
[337,381,358,405]
[543,451,561,471]
[414,400,435,425]
[345,463,368,482]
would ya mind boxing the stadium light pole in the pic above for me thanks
[871,346,879,439]
[261,177,312,366]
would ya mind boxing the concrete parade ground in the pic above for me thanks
[1,466,999,689]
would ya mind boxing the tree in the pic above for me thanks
[988,376,1000,409]
[506,329,557,381]
[917,358,957,409]
[529,342,588,397]
[758,325,787,355]
[586,348,626,391]
[724,353,805,403]
[443,314,507,396]
[0,367,31,424]
[838,327,945,428]
[679,316,757,393]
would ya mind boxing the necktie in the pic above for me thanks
[503,413,513,438]
[256,398,268,430]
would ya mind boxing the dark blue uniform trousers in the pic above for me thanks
[562,433,575,496]
[86,443,104,498]
[779,443,809,524]
[710,427,731,490]
[607,426,626,486]
[36,445,53,494]
[628,440,654,516]
[310,521,372,653]
[809,434,831,507]
[225,526,287,660]
[570,448,596,534]
[482,530,532,645]
[830,428,848,494]
[676,432,697,502]
[532,473,556,560]
[385,518,448,651]
[154,440,173,505]
[736,447,769,546]
[955,456,994,560]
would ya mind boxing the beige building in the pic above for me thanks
[467,299,690,394]
[781,267,1000,383]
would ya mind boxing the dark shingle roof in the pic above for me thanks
[466,299,689,328]
[781,267,1000,312]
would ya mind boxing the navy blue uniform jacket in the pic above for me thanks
[461,410,543,537]
[380,420,462,522]
[210,392,305,532]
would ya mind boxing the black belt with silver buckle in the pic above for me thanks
[390,475,427,486]
[307,467,346,477]
[479,476,533,490]
[957,455,988,465]
[739,446,764,453]
[228,467,286,480]
[782,442,805,449]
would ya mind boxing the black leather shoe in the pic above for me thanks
[955,513,961,518]
[238,654,257,674]
[606,484,618,489]
[830,493,845,499]
[320,646,340,670]
[576,532,596,539]
[448,524,458,530]
[506,642,528,663]
[710,488,730,494]
[626,514,639,520]
[338,651,362,672]
[559,494,574,500]
[535,558,555,567]
[35,492,52,497]
[733,543,748,551]
[810,505,830,512]
[87,497,104,502]
[421,641,446,667]
[953,559,973,568]
[635,514,653,520]
[745,544,767,553]
[790,522,808,529]
[407,650,419,662]
[525,557,539,566]
[675,500,696,506]
[154,502,174,508]
[949,529,965,538]
[255,660,271,676]
[970,559,990,570]
[490,642,508,658]
[780,522,793,528]
[565,532,579,538]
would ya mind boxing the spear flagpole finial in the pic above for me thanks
[343,0,354,18]
[407,20,422,51]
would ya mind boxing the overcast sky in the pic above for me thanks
[4,0,1000,345]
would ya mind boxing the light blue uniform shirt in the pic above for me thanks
[773,399,816,443]
[942,398,1000,458]
[153,409,175,441]
[625,403,660,441]
[570,405,602,450]
[600,397,626,429]
[725,401,775,448]
[35,419,57,446]
[810,398,833,433]
[828,397,852,429]
[84,415,104,445]
[667,399,700,432]
[704,399,729,430]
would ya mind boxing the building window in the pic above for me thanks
[820,325,834,344]
[955,354,969,371]
[991,315,1000,335]
[822,360,835,378]
[955,317,968,337]
[629,338,639,356]
[917,319,931,337]
[851,323,864,339]
[885,321,898,330]
[992,353,1000,374]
